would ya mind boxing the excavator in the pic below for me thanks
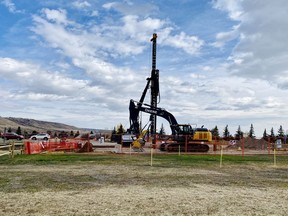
[126,33,212,152]
[129,100,212,152]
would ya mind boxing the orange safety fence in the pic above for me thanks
[24,138,91,154]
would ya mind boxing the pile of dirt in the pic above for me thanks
[77,142,94,152]
[227,137,270,150]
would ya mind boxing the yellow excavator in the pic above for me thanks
[129,100,212,152]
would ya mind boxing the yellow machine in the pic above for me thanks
[193,129,213,142]
[132,130,148,150]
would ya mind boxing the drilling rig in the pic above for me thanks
[149,33,159,138]
[128,33,159,142]
[127,33,212,152]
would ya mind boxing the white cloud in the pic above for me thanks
[102,2,116,10]
[41,8,72,26]
[102,1,157,16]
[30,7,205,92]
[213,0,288,89]
[0,57,92,97]
[0,57,132,126]
[212,25,239,48]
[31,13,140,86]
[72,1,91,9]
[212,0,244,21]
[90,10,99,17]
[122,15,165,39]
[1,0,22,13]
[163,32,204,55]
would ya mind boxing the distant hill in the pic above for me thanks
[0,116,86,133]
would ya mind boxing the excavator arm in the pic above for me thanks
[129,99,180,135]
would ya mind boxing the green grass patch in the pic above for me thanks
[0,153,123,165]
[0,153,287,167]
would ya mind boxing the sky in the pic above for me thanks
[1,0,288,137]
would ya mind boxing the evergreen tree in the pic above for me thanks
[211,126,220,138]
[223,125,230,140]
[270,127,276,142]
[111,127,117,142]
[277,125,284,137]
[235,125,243,140]
[59,131,68,138]
[159,123,165,135]
[270,127,275,136]
[117,124,125,134]
[16,126,22,135]
[263,128,268,140]
[248,124,255,138]
[74,130,80,138]
[8,127,12,132]
[70,130,74,137]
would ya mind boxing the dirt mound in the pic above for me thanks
[227,137,269,150]
[78,142,94,152]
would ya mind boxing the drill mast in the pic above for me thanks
[150,33,159,137]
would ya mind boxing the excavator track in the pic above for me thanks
[160,142,209,152]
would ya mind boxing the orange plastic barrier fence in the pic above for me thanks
[24,139,83,154]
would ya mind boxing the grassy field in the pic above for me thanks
[0,153,288,215]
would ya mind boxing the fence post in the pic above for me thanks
[3,127,6,145]
[185,135,188,153]
[87,135,90,152]
[150,146,153,166]
[268,137,271,154]
[213,137,217,151]
[11,141,15,158]
[9,142,12,158]
[241,137,244,157]
[220,145,223,168]
[26,141,31,155]
[274,147,277,167]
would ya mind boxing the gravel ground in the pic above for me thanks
[0,161,288,215]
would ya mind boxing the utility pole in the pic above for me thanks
[150,33,159,141]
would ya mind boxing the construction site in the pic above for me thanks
[1,34,288,216]
[1,33,288,158]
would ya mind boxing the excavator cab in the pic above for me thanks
[177,124,194,135]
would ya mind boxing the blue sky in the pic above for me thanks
[1,0,288,137]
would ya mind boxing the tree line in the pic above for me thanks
[210,124,286,142]
[111,123,287,143]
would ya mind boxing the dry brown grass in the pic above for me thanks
[0,155,288,215]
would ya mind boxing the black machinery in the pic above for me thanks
[127,33,212,152]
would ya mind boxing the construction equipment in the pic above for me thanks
[131,129,148,151]
[149,33,159,137]
[129,100,212,152]
[127,33,212,152]
[127,34,159,138]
